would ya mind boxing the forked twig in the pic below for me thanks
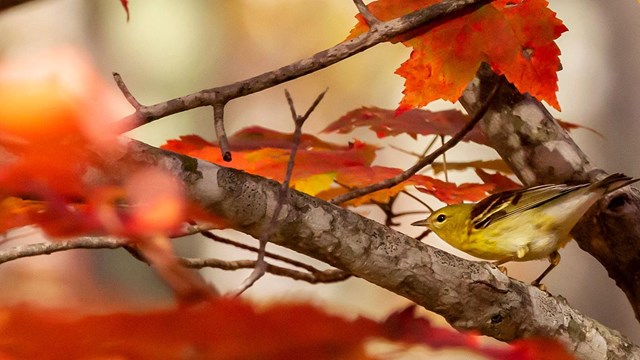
[200,230,348,277]
[230,89,328,296]
[181,257,351,284]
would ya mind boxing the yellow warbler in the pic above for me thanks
[412,173,639,287]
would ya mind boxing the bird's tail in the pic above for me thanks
[592,173,640,194]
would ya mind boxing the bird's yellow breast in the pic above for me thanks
[458,213,570,261]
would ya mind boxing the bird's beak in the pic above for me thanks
[411,219,429,227]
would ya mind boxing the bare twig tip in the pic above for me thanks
[353,0,380,27]
[112,72,142,110]
[223,152,232,162]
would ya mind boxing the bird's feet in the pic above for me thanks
[497,265,508,275]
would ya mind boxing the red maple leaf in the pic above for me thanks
[415,178,493,205]
[0,300,380,360]
[475,168,521,193]
[348,0,567,112]
[383,306,574,360]
[0,300,573,360]
[323,106,488,144]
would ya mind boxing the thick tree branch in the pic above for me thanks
[459,63,640,324]
[123,139,639,360]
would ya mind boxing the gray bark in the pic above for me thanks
[124,140,640,360]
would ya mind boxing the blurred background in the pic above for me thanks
[0,0,638,346]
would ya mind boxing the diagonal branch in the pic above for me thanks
[115,0,491,126]
[113,0,489,161]
[124,139,640,359]
[329,80,500,205]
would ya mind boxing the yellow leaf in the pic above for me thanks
[292,172,337,196]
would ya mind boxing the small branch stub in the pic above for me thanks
[213,103,232,162]
[112,72,142,110]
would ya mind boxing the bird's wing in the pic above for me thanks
[469,183,589,230]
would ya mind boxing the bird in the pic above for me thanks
[411,173,639,288]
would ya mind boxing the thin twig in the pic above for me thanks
[231,89,328,296]
[414,229,432,241]
[440,135,449,182]
[401,190,434,212]
[200,230,335,274]
[388,144,421,158]
[181,257,351,284]
[422,135,440,157]
[112,72,142,110]
[0,237,350,285]
[0,237,128,265]
[353,0,380,27]
[180,223,348,277]
[389,135,440,159]
[0,228,40,246]
[330,81,501,205]
[213,103,232,161]
[299,88,329,122]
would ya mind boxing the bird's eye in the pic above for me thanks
[436,214,447,223]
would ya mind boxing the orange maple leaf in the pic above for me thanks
[315,166,495,206]
[162,130,378,196]
[348,0,567,111]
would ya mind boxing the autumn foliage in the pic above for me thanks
[0,0,589,358]
[0,301,572,360]
[348,0,567,112]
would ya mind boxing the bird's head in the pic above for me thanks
[411,204,473,243]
